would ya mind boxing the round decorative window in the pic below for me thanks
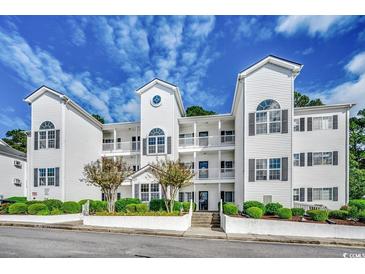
[151,95,162,107]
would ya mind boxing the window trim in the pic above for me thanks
[147,128,166,155]
[312,152,333,166]
[312,116,333,131]
[255,109,282,135]
[293,153,300,167]
[312,187,334,201]
[37,167,56,187]
[255,158,282,181]
[293,188,300,201]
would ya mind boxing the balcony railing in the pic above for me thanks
[102,141,141,153]
[190,168,235,180]
[179,135,235,148]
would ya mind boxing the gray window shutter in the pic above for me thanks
[249,113,255,136]
[281,109,288,134]
[300,153,305,167]
[56,130,60,149]
[307,117,312,131]
[299,188,305,202]
[142,138,147,155]
[248,159,255,182]
[55,167,60,186]
[34,168,38,187]
[333,115,338,129]
[167,136,172,154]
[34,131,38,150]
[300,118,305,132]
[307,152,312,166]
[333,151,338,165]
[333,187,338,201]
[134,184,139,199]
[281,157,288,181]
[307,188,312,202]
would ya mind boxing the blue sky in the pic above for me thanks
[0,15,365,136]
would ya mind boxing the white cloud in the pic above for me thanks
[276,16,357,37]
[0,113,28,129]
[235,17,273,42]
[319,51,365,115]
[302,47,314,56]
[68,18,87,46]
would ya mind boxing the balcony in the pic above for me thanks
[179,135,235,148]
[102,140,141,153]
[192,168,235,180]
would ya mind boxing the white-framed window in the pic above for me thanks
[150,183,160,200]
[38,168,56,186]
[293,188,299,201]
[313,188,333,201]
[223,191,234,203]
[179,192,193,202]
[313,116,333,130]
[256,159,267,180]
[221,130,235,143]
[269,158,281,180]
[293,118,300,132]
[148,128,165,154]
[313,152,333,165]
[293,153,300,166]
[140,184,149,202]
[38,121,56,150]
[47,168,55,186]
[39,168,47,186]
[255,99,281,135]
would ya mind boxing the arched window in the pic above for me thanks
[39,121,55,130]
[256,99,281,134]
[148,128,165,154]
[38,121,56,149]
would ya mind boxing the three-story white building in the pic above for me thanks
[23,55,353,210]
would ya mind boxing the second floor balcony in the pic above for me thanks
[187,168,235,180]
[179,135,235,149]
[102,140,141,153]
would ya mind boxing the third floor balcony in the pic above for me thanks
[178,135,235,149]
[102,140,141,153]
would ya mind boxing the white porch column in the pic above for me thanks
[218,120,221,146]
[132,181,135,198]
[218,182,221,199]
[113,129,117,150]
[193,122,197,146]
[218,150,221,179]
[193,184,196,204]
[193,151,197,179]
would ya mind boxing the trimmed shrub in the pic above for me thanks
[181,201,196,212]
[62,201,81,214]
[348,199,365,211]
[173,201,182,211]
[115,198,141,212]
[246,207,263,219]
[50,208,63,215]
[306,210,328,222]
[149,199,166,211]
[78,199,93,206]
[358,211,365,223]
[8,203,27,214]
[26,200,44,206]
[329,210,349,220]
[291,208,305,217]
[348,206,359,219]
[135,203,148,213]
[265,202,283,215]
[126,204,137,213]
[44,199,63,210]
[0,203,10,214]
[28,203,48,215]
[223,203,238,215]
[243,201,265,214]
[340,205,351,211]
[278,208,292,219]
[37,209,50,215]
[7,196,27,203]
[90,200,107,213]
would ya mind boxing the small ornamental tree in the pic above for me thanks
[150,159,194,213]
[81,157,131,212]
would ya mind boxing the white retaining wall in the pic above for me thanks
[222,214,365,240]
[0,214,82,224]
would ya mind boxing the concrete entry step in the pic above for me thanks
[192,212,220,228]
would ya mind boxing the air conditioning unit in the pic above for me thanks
[14,160,22,168]
[13,178,22,187]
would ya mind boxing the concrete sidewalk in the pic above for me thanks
[1,221,365,248]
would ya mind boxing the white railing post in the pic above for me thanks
[220,198,223,216]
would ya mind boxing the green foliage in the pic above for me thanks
[95,211,181,216]
[223,203,238,215]
[348,206,360,219]
[291,208,305,217]
[149,199,166,211]
[115,198,141,212]
[264,202,283,215]
[8,203,27,214]
[135,203,148,213]
[277,208,292,219]
[329,210,349,220]
[0,203,10,214]
[246,207,263,219]
[43,199,63,210]
[78,199,93,206]
[2,129,27,153]
[28,203,48,215]
[185,105,217,117]
[243,201,265,214]
[126,204,137,213]
[90,200,108,213]
[7,196,27,203]
[91,114,105,124]
[62,201,81,214]
[181,201,196,212]
[358,211,365,223]
[294,91,324,108]
[173,201,182,211]
[306,210,328,222]
[50,208,64,215]
[348,199,365,211]
[37,209,50,215]
[26,200,42,206]
[340,205,351,211]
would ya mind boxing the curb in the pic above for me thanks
[1,222,364,248]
